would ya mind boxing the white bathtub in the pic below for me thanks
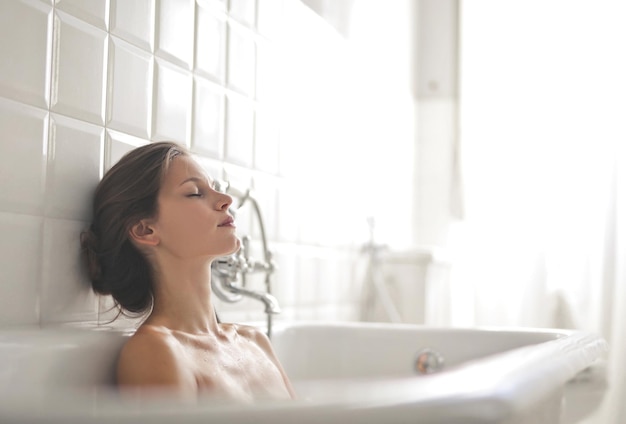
[0,321,607,424]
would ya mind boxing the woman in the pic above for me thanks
[80,141,295,401]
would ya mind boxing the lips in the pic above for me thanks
[218,216,235,227]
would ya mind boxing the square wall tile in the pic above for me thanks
[0,0,52,108]
[46,114,104,221]
[270,244,298,307]
[105,129,149,172]
[110,0,155,51]
[227,23,256,97]
[250,174,279,241]
[229,0,256,28]
[198,0,226,12]
[0,212,43,325]
[51,10,108,125]
[224,94,254,166]
[0,98,48,215]
[155,0,194,69]
[257,0,283,39]
[55,0,109,30]
[195,3,226,82]
[194,155,224,184]
[276,181,300,242]
[40,217,99,324]
[254,106,279,173]
[192,76,224,158]
[106,36,153,138]
[152,59,192,143]
[255,41,279,103]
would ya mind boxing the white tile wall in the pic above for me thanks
[256,0,283,39]
[0,98,48,216]
[105,130,149,172]
[250,174,279,240]
[55,0,109,31]
[152,58,192,142]
[106,37,153,138]
[0,212,43,325]
[0,0,52,109]
[191,76,224,157]
[50,10,108,124]
[194,3,226,82]
[276,180,301,242]
[40,217,99,323]
[45,113,103,221]
[109,0,155,52]
[229,0,256,28]
[155,0,195,69]
[224,93,254,166]
[254,106,280,173]
[271,244,299,306]
[255,40,279,103]
[226,22,256,97]
[0,0,370,329]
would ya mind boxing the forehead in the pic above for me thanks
[162,155,211,185]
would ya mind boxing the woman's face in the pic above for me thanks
[151,155,240,260]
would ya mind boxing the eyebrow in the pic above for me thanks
[178,176,214,187]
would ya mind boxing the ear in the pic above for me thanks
[128,219,160,247]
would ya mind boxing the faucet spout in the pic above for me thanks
[211,257,281,314]
[226,284,282,315]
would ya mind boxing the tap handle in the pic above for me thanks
[241,235,251,262]
[266,250,276,273]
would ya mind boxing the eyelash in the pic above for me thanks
[186,183,218,198]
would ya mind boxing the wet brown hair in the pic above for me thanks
[80,141,187,317]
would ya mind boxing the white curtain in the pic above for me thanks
[455,1,626,422]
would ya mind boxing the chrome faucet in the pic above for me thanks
[210,182,280,337]
[212,238,281,315]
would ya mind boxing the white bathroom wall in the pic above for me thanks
[0,0,380,328]
[412,0,460,248]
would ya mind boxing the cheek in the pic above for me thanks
[157,207,212,243]
[177,211,216,240]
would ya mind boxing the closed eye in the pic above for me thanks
[187,192,203,198]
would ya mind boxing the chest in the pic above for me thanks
[184,337,289,400]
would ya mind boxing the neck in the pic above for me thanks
[146,258,219,334]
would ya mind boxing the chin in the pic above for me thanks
[228,237,241,255]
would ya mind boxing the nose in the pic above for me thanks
[216,192,233,211]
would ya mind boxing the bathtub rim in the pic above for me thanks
[0,321,609,423]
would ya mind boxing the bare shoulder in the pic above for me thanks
[117,325,195,391]
[231,324,283,370]
[234,324,272,349]
[233,323,297,399]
